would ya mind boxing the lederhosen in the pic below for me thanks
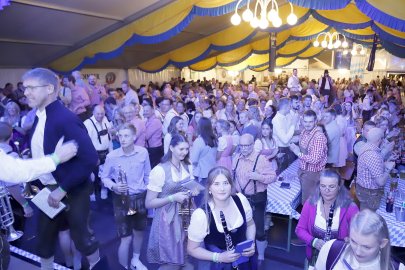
[88,118,110,165]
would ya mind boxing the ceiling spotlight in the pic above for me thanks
[321,40,328,48]
[334,40,341,48]
[272,16,282,27]
[343,50,348,55]
[342,40,348,48]
[250,17,260,28]
[287,13,297,25]
[259,18,269,29]
[231,13,241,25]
[242,9,253,22]
[313,40,320,47]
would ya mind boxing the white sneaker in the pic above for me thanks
[130,258,148,270]
[100,188,108,200]
[90,193,96,202]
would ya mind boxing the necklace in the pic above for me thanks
[170,160,181,173]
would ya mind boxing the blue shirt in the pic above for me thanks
[101,145,151,194]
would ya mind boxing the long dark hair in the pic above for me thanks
[167,116,183,135]
[197,117,217,148]
[161,133,190,165]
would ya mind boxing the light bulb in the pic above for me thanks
[267,9,277,21]
[242,9,253,22]
[272,16,282,27]
[360,49,366,55]
[313,40,319,47]
[259,18,269,29]
[250,17,259,28]
[231,13,241,25]
[343,50,348,55]
[287,13,298,25]
[351,50,357,55]
[321,40,328,48]
[342,41,348,48]
[334,40,341,48]
[327,43,333,49]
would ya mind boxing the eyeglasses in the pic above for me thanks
[320,184,338,191]
[239,143,253,149]
[22,85,49,92]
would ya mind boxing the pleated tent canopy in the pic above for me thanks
[1,0,404,73]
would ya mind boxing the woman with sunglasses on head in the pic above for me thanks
[296,169,359,267]
[315,209,404,270]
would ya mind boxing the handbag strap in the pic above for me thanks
[326,240,346,270]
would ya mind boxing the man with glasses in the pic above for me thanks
[232,134,276,264]
[84,105,112,201]
[155,97,172,123]
[23,68,105,270]
[289,110,328,205]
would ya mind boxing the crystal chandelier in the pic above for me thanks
[313,31,349,54]
[231,0,298,29]
[350,44,366,56]
[0,0,11,10]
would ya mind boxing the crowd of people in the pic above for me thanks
[0,67,404,270]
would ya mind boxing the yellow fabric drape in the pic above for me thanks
[49,0,241,71]
[289,17,329,38]
[365,0,405,20]
[316,3,371,24]
[374,22,405,39]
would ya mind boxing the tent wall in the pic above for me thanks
[0,67,180,89]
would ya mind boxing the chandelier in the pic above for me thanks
[231,0,298,29]
[0,0,11,10]
[349,44,366,56]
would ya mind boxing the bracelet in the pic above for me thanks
[50,153,61,166]
[168,195,174,203]
[212,252,219,263]
[312,238,318,248]
[22,201,29,208]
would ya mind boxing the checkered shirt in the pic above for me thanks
[299,128,328,172]
[357,143,384,189]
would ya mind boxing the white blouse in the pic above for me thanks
[147,163,194,193]
[314,200,341,232]
[188,193,253,243]
[315,239,405,270]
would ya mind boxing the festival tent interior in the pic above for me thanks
[1,1,405,269]
[0,0,404,87]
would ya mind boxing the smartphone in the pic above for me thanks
[280,182,291,189]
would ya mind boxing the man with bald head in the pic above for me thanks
[355,127,395,211]
[87,75,107,106]
[232,134,277,263]
[84,105,112,200]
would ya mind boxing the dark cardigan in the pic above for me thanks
[30,100,98,192]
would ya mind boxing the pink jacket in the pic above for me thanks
[295,200,359,259]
